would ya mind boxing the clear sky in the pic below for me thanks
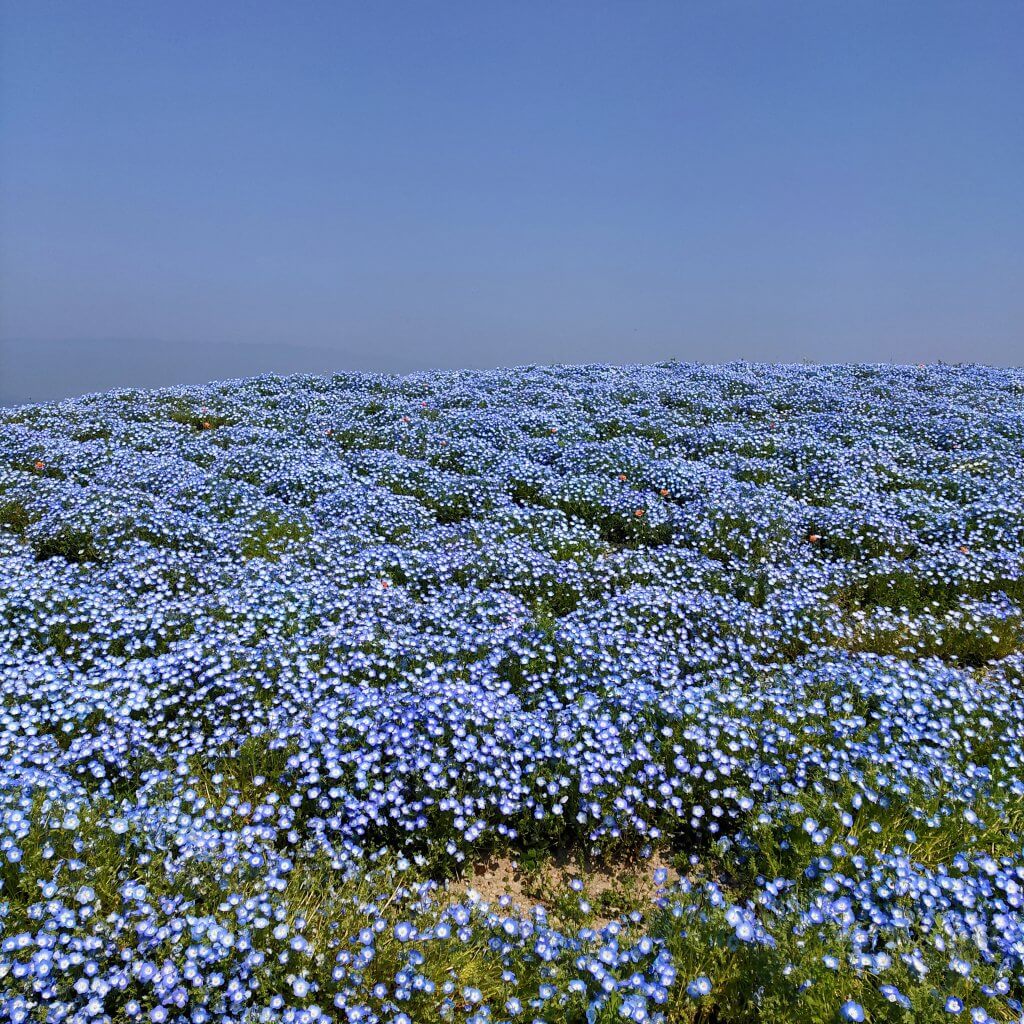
[1,1,1022,403]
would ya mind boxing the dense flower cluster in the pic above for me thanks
[2,361,1024,1022]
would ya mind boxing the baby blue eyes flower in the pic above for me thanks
[686,977,712,998]
[840,1001,865,1022]
[4,365,1024,1022]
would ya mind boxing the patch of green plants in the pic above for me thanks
[33,525,104,564]
[239,509,313,560]
[0,497,31,534]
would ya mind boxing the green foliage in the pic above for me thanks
[0,497,31,534]
[166,400,237,431]
[239,509,313,560]
[33,525,104,564]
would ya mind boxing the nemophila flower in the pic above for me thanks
[839,1000,865,1022]
[2,363,1024,1021]
[686,977,712,998]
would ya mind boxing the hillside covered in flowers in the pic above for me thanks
[2,361,1024,1024]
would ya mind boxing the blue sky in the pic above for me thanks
[1,1,1022,400]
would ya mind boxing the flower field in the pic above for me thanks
[3,360,1024,1023]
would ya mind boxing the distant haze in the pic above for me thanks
[2,1,1022,406]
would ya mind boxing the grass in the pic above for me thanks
[33,525,104,564]
[0,496,31,534]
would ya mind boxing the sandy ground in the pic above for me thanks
[453,849,680,924]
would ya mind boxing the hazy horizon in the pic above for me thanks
[3,336,1018,409]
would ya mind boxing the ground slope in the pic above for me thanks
[2,361,1024,1023]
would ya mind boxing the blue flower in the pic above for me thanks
[687,977,712,998]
